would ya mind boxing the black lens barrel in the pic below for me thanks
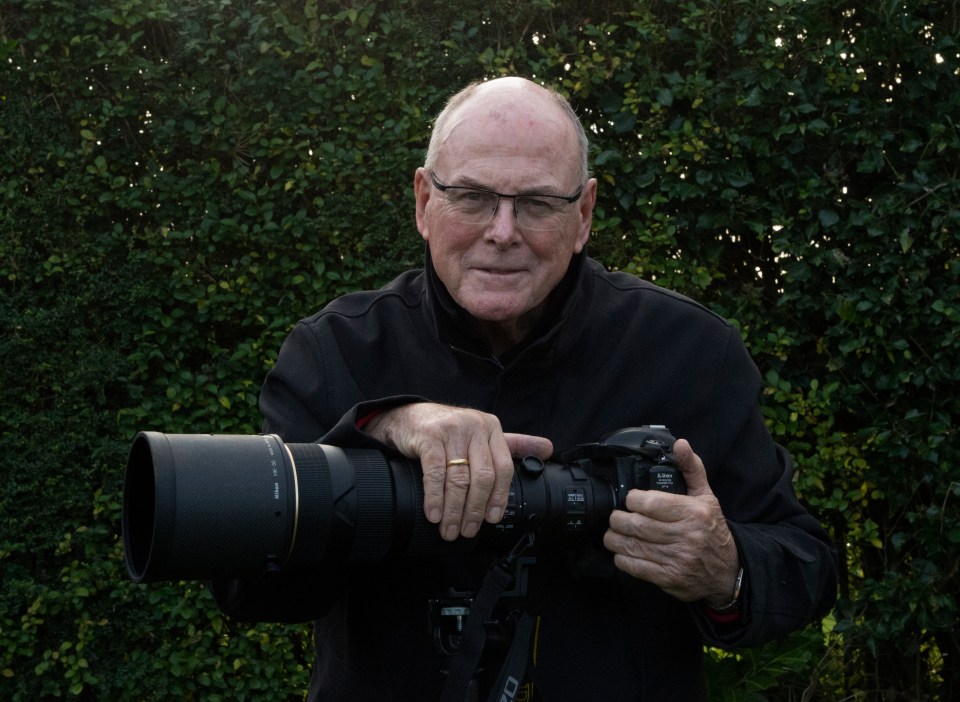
[122,429,678,583]
[123,432,297,582]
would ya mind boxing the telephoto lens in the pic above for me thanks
[122,426,683,583]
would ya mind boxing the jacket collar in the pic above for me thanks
[423,245,590,368]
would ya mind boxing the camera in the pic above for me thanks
[122,425,684,583]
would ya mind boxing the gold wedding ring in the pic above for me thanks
[446,458,470,467]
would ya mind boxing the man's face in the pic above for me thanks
[415,81,596,341]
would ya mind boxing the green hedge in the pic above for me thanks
[1,1,957,700]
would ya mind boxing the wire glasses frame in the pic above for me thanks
[430,172,584,232]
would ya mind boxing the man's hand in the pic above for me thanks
[364,403,553,541]
[602,439,740,605]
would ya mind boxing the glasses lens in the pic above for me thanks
[440,184,577,231]
[444,189,499,224]
[515,196,569,231]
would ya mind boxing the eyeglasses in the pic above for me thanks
[430,172,583,232]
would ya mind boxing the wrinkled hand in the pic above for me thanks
[602,439,740,605]
[365,403,553,541]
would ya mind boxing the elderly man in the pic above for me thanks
[213,77,837,701]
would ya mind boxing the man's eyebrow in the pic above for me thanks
[452,175,568,196]
[449,175,493,190]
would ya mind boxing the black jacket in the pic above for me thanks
[212,253,837,701]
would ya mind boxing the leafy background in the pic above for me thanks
[1,1,957,700]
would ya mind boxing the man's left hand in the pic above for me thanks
[602,439,740,606]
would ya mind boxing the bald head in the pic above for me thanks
[424,77,590,185]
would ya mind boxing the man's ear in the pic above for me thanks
[414,168,431,242]
[574,177,598,253]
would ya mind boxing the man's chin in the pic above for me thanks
[462,298,530,324]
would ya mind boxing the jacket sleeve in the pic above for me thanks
[687,326,838,648]
[692,444,839,648]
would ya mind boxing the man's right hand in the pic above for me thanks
[363,403,553,541]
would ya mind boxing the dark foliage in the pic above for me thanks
[1,1,956,699]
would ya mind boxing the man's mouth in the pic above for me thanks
[475,267,525,276]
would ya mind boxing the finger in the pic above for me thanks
[603,527,693,595]
[609,507,682,547]
[608,508,644,539]
[439,449,473,541]
[485,432,551,525]
[671,439,713,497]
[482,433,518,525]
[504,433,553,460]
[602,526,637,557]
[456,437,497,539]
[460,427,545,536]
[602,528,664,581]
[621,488,689,527]
[611,553,665,583]
[420,443,450,526]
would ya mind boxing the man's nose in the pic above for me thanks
[485,197,522,247]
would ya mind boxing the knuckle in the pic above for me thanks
[469,464,497,490]
[422,464,447,486]
[444,468,472,492]
[623,538,645,559]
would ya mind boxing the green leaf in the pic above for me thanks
[818,209,840,227]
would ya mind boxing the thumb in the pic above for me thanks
[672,438,714,498]
[505,433,554,460]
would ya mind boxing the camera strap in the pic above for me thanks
[484,610,537,702]
[440,532,536,702]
